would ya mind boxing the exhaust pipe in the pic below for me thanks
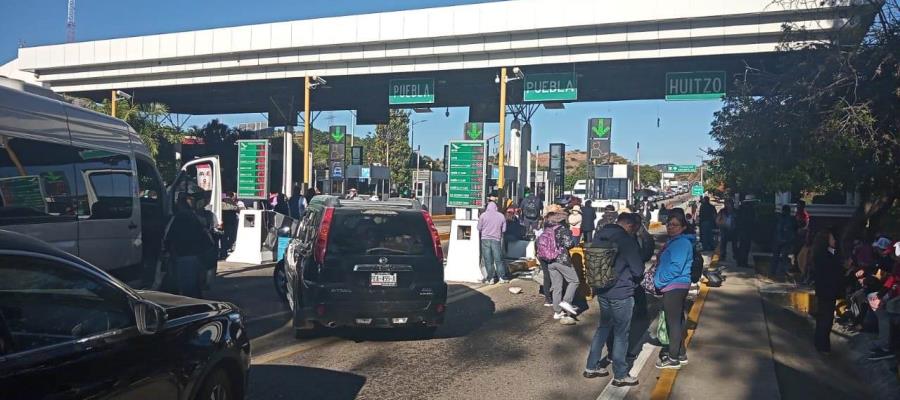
[325,321,338,328]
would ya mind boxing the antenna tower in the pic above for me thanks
[66,0,76,43]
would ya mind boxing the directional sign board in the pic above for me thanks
[447,140,487,209]
[691,184,704,196]
[588,118,612,140]
[667,165,697,173]
[524,72,577,102]
[236,140,268,199]
[463,122,484,140]
[666,71,726,101]
[329,125,346,143]
[389,78,435,105]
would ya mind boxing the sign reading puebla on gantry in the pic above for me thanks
[524,72,577,102]
[389,78,435,105]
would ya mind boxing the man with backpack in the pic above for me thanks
[537,210,580,321]
[520,190,543,237]
[583,212,644,387]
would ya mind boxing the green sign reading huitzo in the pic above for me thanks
[666,71,726,101]
[667,165,697,173]
[389,78,435,105]
[524,72,577,102]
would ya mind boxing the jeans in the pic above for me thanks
[586,296,635,379]
[874,303,899,350]
[549,262,579,313]
[662,289,688,359]
[700,221,716,251]
[175,255,203,298]
[481,239,508,282]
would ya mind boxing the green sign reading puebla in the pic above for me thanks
[666,71,726,101]
[389,78,435,105]
[524,72,577,102]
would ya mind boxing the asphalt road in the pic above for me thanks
[205,262,657,400]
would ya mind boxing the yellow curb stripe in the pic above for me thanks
[431,214,454,221]
[649,254,717,400]
[439,232,450,241]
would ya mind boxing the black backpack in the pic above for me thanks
[691,240,704,283]
[523,196,540,220]
[584,239,619,289]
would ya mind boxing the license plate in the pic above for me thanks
[370,272,397,287]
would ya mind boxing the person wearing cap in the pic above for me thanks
[345,188,359,200]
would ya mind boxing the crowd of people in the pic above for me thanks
[475,191,700,387]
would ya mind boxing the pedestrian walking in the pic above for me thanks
[584,212,644,386]
[771,204,798,279]
[698,196,717,251]
[736,195,757,268]
[813,227,845,353]
[569,205,583,239]
[537,210,580,321]
[581,200,597,243]
[715,199,737,262]
[478,201,509,284]
[165,193,215,298]
[654,212,695,369]
[289,184,307,219]
[520,190,544,237]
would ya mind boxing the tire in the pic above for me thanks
[195,368,233,400]
[273,261,287,303]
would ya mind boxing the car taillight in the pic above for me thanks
[422,211,444,262]
[314,208,334,264]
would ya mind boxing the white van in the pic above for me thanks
[0,78,222,288]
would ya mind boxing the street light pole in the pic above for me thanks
[497,67,508,196]
[304,76,311,189]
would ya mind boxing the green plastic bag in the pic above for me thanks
[657,310,669,346]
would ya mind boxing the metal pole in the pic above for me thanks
[303,76,311,188]
[110,90,117,117]
[636,142,641,190]
[497,67,508,193]
[416,145,421,198]
[283,126,293,195]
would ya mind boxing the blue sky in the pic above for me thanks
[1,0,721,165]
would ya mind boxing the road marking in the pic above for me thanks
[595,342,656,400]
[250,281,506,365]
[648,280,712,400]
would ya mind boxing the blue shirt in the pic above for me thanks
[654,234,695,290]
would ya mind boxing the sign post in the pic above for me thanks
[665,71,726,101]
[236,140,268,199]
[389,78,435,105]
[447,140,487,209]
[524,72,578,102]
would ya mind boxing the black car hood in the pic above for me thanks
[136,290,236,320]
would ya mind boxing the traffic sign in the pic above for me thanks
[329,125,346,143]
[666,71,726,101]
[691,184,704,196]
[447,140,487,209]
[524,72,577,102]
[332,162,343,179]
[464,122,484,140]
[389,78,435,105]
[667,165,697,173]
[236,140,268,199]
[588,118,612,139]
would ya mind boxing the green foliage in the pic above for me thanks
[638,166,661,187]
[564,164,587,190]
[362,110,412,187]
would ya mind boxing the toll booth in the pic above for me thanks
[345,165,391,200]
[590,164,634,211]
[413,170,448,214]
[488,165,519,202]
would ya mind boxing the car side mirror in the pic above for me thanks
[134,300,167,335]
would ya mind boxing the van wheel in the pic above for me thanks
[273,261,287,303]
[195,368,233,400]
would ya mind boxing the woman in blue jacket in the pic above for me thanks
[654,211,695,369]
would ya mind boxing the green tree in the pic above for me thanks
[637,166,661,188]
[564,164,587,191]
[363,110,412,187]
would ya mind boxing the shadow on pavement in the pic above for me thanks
[248,364,366,400]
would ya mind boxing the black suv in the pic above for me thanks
[280,196,447,337]
[0,230,250,400]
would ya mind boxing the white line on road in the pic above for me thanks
[595,342,656,400]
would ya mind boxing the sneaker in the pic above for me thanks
[611,375,639,387]
[553,311,565,320]
[558,301,578,315]
[559,316,576,325]
[499,279,511,284]
[543,303,553,307]
[655,355,681,370]
[677,354,688,365]
[868,348,896,361]
[583,368,609,378]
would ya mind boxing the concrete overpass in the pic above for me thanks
[9,0,877,122]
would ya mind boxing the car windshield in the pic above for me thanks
[327,210,430,256]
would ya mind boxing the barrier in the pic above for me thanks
[226,209,270,265]
[444,209,484,283]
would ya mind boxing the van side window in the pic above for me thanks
[0,135,80,226]
[74,152,133,220]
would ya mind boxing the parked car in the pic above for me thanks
[0,229,250,400]
[280,196,446,338]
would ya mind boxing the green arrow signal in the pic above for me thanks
[466,124,482,139]
[592,119,610,139]
[331,126,345,142]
